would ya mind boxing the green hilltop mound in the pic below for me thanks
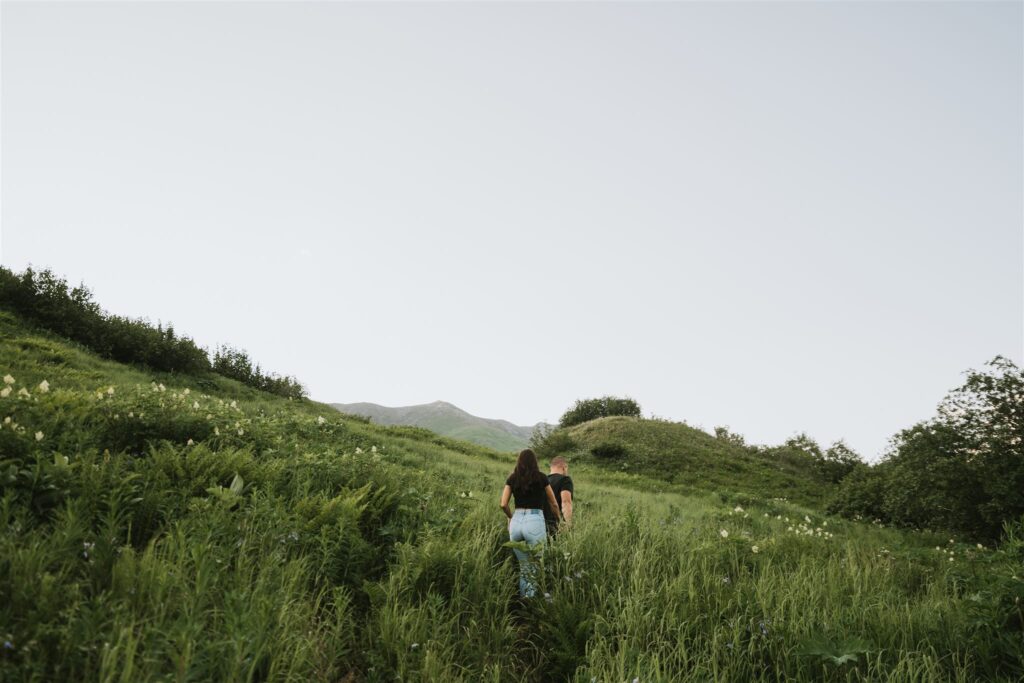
[332,400,544,452]
[557,416,836,507]
[2,296,1022,682]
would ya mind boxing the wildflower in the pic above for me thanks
[355,447,363,454]
[128,412,134,418]
[751,545,759,553]
[719,529,729,538]
[0,387,10,398]
[763,513,769,517]
[183,388,190,395]
[187,439,194,446]
[159,384,166,392]
[804,515,811,524]
[543,592,552,602]
[107,387,114,395]
[317,416,326,425]
[230,400,237,408]
[214,427,220,436]
[976,543,984,550]
[35,431,44,441]
[949,556,954,562]
[237,428,244,436]
[2,374,13,385]
[948,539,954,544]
[410,643,419,650]
[936,546,941,551]
[733,505,744,513]
[371,445,377,453]
[38,380,50,393]
[18,388,30,397]
[192,401,199,410]
[3,417,10,424]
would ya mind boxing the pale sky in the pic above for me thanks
[2,1,1021,461]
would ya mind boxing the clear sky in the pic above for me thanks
[2,1,1021,461]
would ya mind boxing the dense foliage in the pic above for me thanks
[830,357,1024,541]
[2,310,1022,681]
[0,266,304,399]
[558,396,641,428]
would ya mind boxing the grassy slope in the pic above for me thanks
[2,309,1022,682]
[563,416,830,508]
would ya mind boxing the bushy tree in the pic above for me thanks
[559,396,641,428]
[830,357,1024,541]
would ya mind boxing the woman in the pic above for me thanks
[499,448,561,598]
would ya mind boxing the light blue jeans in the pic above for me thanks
[509,508,546,598]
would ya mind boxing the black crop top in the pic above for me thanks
[506,475,548,510]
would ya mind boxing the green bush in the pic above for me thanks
[559,396,641,428]
[590,442,627,459]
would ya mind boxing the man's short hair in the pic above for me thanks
[550,456,568,469]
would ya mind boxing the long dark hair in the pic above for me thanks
[508,448,548,491]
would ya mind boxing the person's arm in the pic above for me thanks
[500,485,513,520]
[544,485,560,520]
[560,489,573,526]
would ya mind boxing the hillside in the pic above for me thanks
[557,416,832,507]
[332,400,543,452]
[2,308,1022,682]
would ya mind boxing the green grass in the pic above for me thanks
[1,309,1022,682]
[562,416,833,508]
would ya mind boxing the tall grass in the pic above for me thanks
[1,310,1022,681]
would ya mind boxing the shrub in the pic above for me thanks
[559,396,641,428]
[590,442,627,459]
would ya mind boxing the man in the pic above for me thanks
[545,456,574,535]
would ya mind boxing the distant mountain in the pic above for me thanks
[331,400,548,452]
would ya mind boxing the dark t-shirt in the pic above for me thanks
[544,473,574,524]
[505,475,548,510]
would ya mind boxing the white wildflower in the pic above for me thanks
[192,401,199,410]
[230,400,237,408]
[733,505,744,513]
[316,416,326,425]
[371,445,378,453]
[18,388,30,398]
[183,388,190,395]
[158,384,166,392]
[355,447,363,454]
[35,431,44,441]
[38,380,50,393]
[2,374,14,385]
[215,427,220,436]
[751,545,759,553]
[186,438,194,446]
[107,387,114,395]
[3,416,10,424]
[128,412,134,418]
[410,643,419,650]
[237,428,244,436]
[719,529,729,539]
[804,515,811,524]
[0,387,10,398]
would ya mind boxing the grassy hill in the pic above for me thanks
[558,416,831,507]
[332,400,541,452]
[2,308,1022,682]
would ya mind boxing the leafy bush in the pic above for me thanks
[830,357,1024,541]
[590,442,627,459]
[529,424,576,460]
[212,345,305,400]
[559,396,641,428]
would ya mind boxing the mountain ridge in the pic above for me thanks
[331,400,548,452]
